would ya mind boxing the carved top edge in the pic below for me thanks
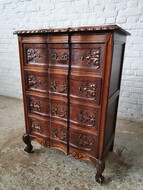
[13,25,130,35]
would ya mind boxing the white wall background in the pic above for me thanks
[0,0,143,122]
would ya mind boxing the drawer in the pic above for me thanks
[70,103,100,132]
[49,73,68,101]
[71,33,106,43]
[47,34,68,43]
[23,44,48,67]
[25,71,48,93]
[50,123,67,143]
[27,95,49,116]
[50,123,68,154]
[49,44,69,69]
[70,75,102,106]
[71,44,105,73]
[50,99,68,121]
[69,129,98,156]
[28,116,50,138]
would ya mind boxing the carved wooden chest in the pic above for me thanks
[14,25,130,184]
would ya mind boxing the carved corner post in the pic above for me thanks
[22,133,33,153]
[95,159,105,184]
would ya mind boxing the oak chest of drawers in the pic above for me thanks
[14,25,130,184]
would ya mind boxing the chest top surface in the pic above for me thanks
[13,24,130,36]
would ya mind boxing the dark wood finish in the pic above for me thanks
[71,44,105,73]
[14,25,130,184]
[22,133,33,153]
[27,95,49,116]
[70,103,100,132]
[70,75,102,106]
[25,70,49,94]
[23,44,49,68]
[69,128,98,156]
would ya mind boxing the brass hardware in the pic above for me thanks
[51,106,67,118]
[51,52,69,62]
[61,131,67,140]
[51,52,58,61]
[51,106,58,116]
[50,81,67,93]
[62,52,69,61]
[52,128,58,139]
[52,128,66,140]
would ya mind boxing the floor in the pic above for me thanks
[0,96,143,190]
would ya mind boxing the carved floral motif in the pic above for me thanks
[78,49,101,68]
[51,106,67,118]
[78,134,94,147]
[29,99,41,112]
[78,82,98,100]
[71,150,82,159]
[51,52,69,62]
[51,52,58,61]
[50,81,67,93]
[27,74,42,89]
[52,128,67,140]
[78,110,96,127]
[26,48,42,63]
[30,119,42,134]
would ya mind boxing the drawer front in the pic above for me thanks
[27,95,49,116]
[69,129,98,156]
[70,75,102,106]
[23,44,48,67]
[49,73,68,101]
[25,71,48,93]
[50,123,68,154]
[71,33,106,43]
[71,44,105,73]
[50,123,67,143]
[50,99,68,126]
[51,100,67,119]
[49,44,69,69]
[28,116,50,138]
[48,34,68,43]
[70,103,99,132]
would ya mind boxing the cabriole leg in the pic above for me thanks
[110,140,114,152]
[95,159,105,184]
[22,133,33,153]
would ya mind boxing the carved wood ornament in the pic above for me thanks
[27,74,42,89]
[52,128,67,141]
[26,48,42,63]
[78,134,94,148]
[51,106,67,118]
[71,150,82,159]
[78,82,98,100]
[50,81,67,93]
[79,49,101,68]
[78,110,96,127]
[51,52,69,62]
[29,99,41,112]
[30,119,42,134]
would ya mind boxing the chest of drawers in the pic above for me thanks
[14,25,130,184]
